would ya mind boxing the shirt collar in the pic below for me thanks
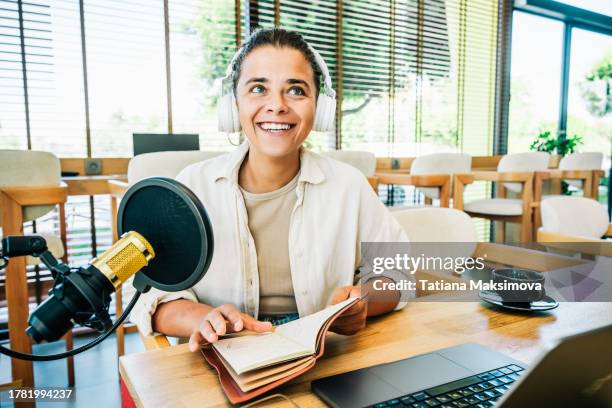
[212,140,325,186]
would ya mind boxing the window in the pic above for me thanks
[508,11,563,153]
[85,0,168,157]
[0,0,87,155]
[169,0,238,151]
[0,0,29,150]
[242,0,501,158]
[566,28,611,200]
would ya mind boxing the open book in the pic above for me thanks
[201,297,360,404]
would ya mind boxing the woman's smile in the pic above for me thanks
[256,121,297,136]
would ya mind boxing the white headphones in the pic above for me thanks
[217,42,337,133]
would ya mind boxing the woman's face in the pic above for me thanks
[235,45,316,159]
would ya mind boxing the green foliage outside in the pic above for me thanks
[529,131,583,155]
[580,50,612,118]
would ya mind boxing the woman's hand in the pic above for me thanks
[328,285,368,335]
[188,304,272,352]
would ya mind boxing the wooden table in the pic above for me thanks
[62,174,127,196]
[119,299,612,407]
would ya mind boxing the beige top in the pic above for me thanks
[240,173,299,315]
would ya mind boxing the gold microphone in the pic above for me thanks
[91,231,155,289]
[26,231,156,343]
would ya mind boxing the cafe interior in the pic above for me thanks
[0,0,611,406]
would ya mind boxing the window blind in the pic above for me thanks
[242,0,338,150]
[85,0,167,157]
[168,0,238,151]
[243,0,499,238]
[0,0,49,151]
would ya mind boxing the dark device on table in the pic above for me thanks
[312,323,612,407]
[133,133,199,156]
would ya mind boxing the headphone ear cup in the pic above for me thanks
[314,94,336,132]
[217,93,241,133]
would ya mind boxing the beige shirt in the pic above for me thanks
[240,173,299,315]
[131,141,409,336]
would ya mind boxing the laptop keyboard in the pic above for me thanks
[366,364,525,408]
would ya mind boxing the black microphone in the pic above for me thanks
[26,231,155,343]
[0,177,214,360]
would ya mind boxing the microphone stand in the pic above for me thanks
[0,238,141,361]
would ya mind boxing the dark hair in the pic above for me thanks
[230,28,322,97]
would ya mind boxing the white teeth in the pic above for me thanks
[260,122,291,131]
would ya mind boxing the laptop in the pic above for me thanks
[312,323,612,408]
[133,133,199,156]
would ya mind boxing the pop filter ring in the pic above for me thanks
[117,177,214,293]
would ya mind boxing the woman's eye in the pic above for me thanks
[250,85,265,94]
[288,86,306,96]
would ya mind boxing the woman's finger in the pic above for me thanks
[207,310,228,336]
[331,318,367,335]
[330,286,353,305]
[241,314,273,332]
[188,331,204,352]
[334,310,366,328]
[339,299,367,317]
[218,304,245,332]
[198,319,219,343]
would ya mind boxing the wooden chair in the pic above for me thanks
[0,150,75,389]
[537,196,612,257]
[453,152,550,243]
[406,153,471,207]
[391,207,478,243]
[375,173,452,207]
[321,150,380,193]
[532,152,605,233]
[109,150,224,357]
[139,332,171,350]
[559,152,604,193]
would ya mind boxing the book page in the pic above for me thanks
[212,332,310,375]
[275,297,358,353]
[213,351,313,392]
[211,297,358,375]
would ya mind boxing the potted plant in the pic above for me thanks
[529,131,583,155]
[529,131,584,195]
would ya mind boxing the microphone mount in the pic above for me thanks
[0,235,136,361]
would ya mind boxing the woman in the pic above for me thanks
[131,28,408,353]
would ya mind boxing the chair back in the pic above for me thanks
[540,196,609,239]
[559,152,604,190]
[321,150,376,177]
[127,151,224,184]
[392,207,478,259]
[0,150,61,224]
[498,151,550,194]
[559,152,603,170]
[410,153,472,199]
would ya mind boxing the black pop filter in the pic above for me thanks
[117,177,213,293]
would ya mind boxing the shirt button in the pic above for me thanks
[301,290,308,295]
[249,279,253,286]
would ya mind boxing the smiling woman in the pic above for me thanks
[236,45,317,182]
[130,28,409,353]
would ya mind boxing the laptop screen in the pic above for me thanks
[133,133,199,156]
